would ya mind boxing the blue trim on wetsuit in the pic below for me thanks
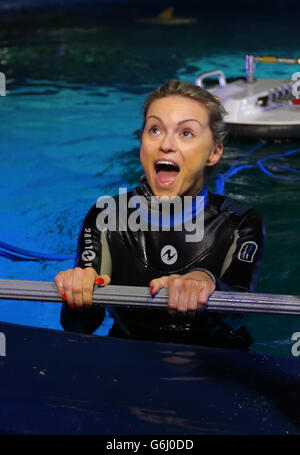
[131,186,208,228]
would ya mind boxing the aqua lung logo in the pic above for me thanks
[81,227,96,266]
[161,245,178,265]
[238,241,258,263]
[81,250,96,262]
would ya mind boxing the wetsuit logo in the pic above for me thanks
[161,245,178,265]
[81,250,96,262]
[238,241,258,263]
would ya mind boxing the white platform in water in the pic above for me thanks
[210,78,299,126]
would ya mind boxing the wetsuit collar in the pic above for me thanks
[137,175,208,205]
[133,175,208,227]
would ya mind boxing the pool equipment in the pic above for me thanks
[195,54,300,140]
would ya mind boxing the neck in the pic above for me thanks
[138,175,206,202]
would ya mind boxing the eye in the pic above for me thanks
[149,126,161,136]
[181,129,194,138]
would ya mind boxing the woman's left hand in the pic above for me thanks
[149,270,215,313]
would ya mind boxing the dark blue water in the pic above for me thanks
[0,3,300,358]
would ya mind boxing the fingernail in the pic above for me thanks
[96,277,105,286]
[150,286,155,295]
[69,303,76,310]
[62,293,67,301]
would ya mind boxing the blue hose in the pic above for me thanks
[0,240,75,262]
[215,144,300,195]
[257,149,300,180]
[0,249,39,262]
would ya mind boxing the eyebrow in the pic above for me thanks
[146,115,204,128]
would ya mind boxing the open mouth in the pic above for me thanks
[154,160,180,186]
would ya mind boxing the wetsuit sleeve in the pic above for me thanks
[216,208,265,292]
[60,204,112,334]
[190,208,265,292]
[74,204,112,275]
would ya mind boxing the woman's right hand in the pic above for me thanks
[55,267,111,310]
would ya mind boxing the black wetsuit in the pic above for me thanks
[61,177,265,349]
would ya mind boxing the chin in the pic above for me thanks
[152,184,179,199]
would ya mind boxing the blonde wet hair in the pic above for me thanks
[142,79,227,144]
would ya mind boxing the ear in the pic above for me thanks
[206,143,223,167]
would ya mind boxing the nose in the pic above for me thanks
[159,132,177,153]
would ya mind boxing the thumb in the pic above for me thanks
[149,275,171,296]
[95,274,111,287]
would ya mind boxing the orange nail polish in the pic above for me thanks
[96,277,105,286]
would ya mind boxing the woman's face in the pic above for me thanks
[140,95,223,198]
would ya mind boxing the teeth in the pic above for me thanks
[156,160,177,166]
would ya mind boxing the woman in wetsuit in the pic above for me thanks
[55,80,265,349]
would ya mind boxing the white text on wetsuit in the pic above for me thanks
[81,227,96,266]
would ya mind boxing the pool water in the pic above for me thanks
[0,4,300,358]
